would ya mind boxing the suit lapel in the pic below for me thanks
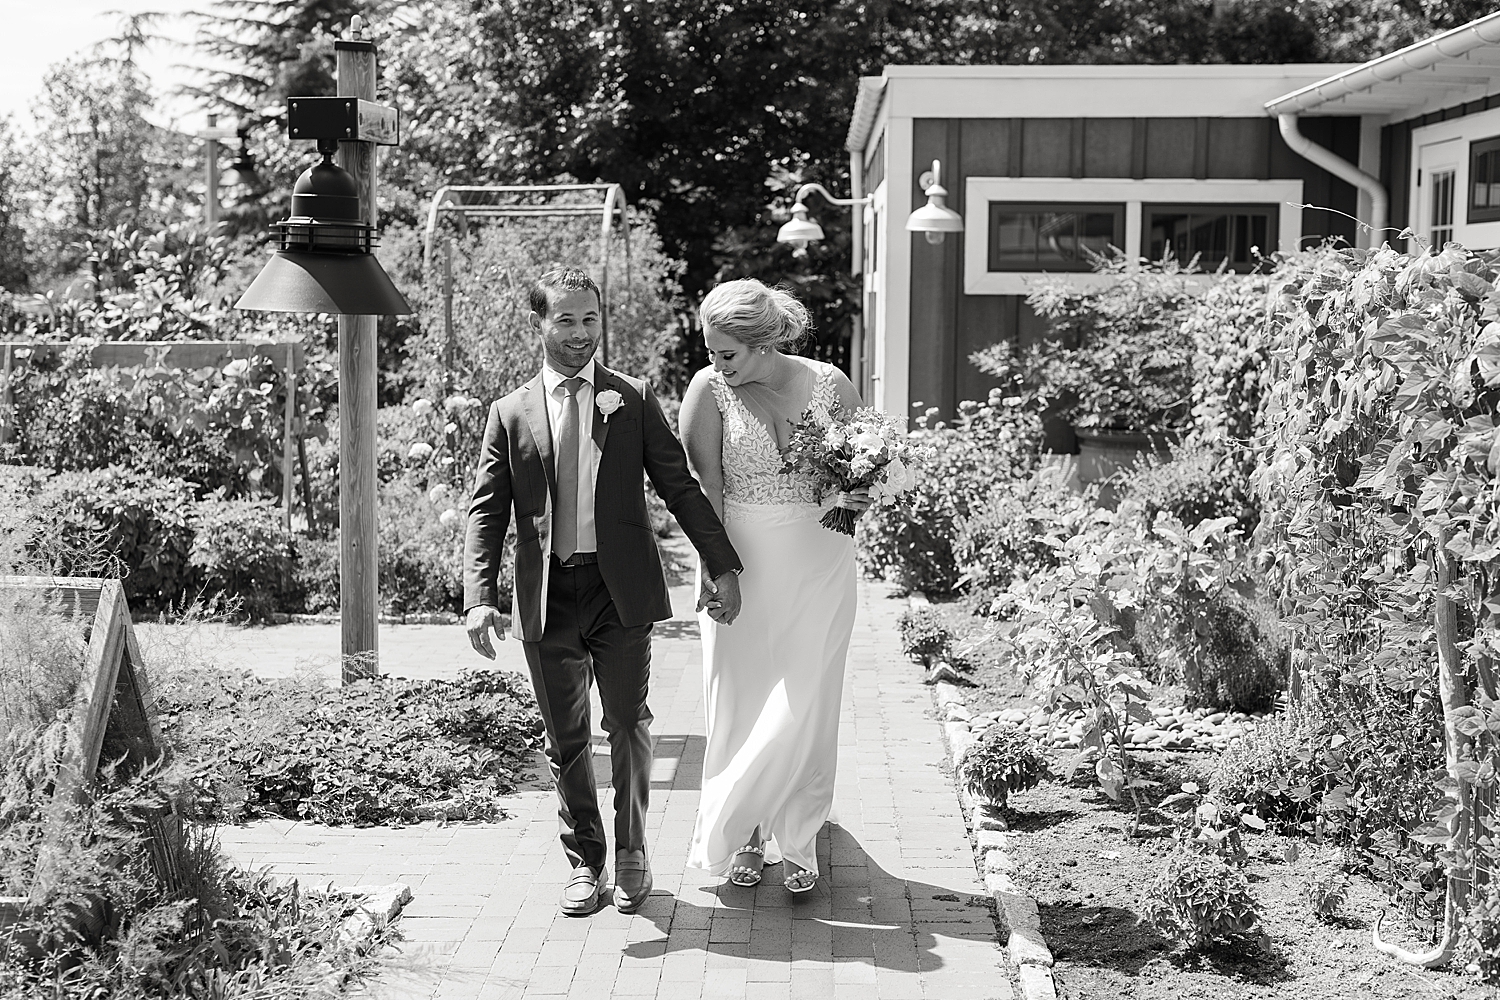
[522,374,556,495]
[591,366,614,454]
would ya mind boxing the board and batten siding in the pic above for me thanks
[906,115,1362,439]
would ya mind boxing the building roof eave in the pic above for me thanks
[1265,11,1500,118]
[845,76,887,154]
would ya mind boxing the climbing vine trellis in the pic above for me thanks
[1255,241,1500,965]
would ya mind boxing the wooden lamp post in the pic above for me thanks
[236,15,407,683]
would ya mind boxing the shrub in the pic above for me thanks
[1183,271,1277,453]
[1117,442,1255,534]
[1460,879,1500,985]
[1166,588,1287,713]
[1141,851,1262,949]
[189,495,300,621]
[26,467,200,613]
[2,344,329,501]
[959,725,1047,807]
[858,391,1044,595]
[1208,708,1326,825]
[952,470,1086,604]
[975,253,1203,433]
[898,606,952,661]
[296,477,508,617]
[1302,866,1350,922]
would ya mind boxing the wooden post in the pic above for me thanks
[281,344,296,531]
[205,115,220,232]
[337,17,380,681]
[1,342,12,446]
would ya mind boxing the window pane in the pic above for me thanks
[993,213,1040,267]
[988,203,1121,271]
[1146,204,1277,270]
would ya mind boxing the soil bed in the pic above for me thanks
[1001,753,1489,999]
[929,600,1494,997]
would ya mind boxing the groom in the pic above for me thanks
[464,267,743,916]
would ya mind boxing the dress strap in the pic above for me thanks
[707,371,734,414]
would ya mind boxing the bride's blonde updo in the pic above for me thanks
[698,278,811,351]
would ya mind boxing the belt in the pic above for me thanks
[554,551,598,567]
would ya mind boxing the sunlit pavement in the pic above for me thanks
[215,554,1014,1000]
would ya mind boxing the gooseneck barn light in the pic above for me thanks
[776,182,871,249]
[905,159,964,244]
[236,97,411,316]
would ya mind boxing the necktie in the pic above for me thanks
[553,376,582,561]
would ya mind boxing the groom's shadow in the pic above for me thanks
[624,823,999,974]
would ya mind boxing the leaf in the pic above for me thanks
[1240,813,1267,831]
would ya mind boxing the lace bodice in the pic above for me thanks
[710,362,841,520]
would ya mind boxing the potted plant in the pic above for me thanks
[973,253,1203,498]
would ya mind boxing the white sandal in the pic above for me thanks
[728,845,765,886]
[784,864,818,893]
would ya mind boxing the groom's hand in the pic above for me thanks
[703,571,742,626]
[466,605,507,659]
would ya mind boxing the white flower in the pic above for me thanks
[596,389,624,422]
[439,508,460,528]
[466,396,485,411]
[443,394,469,415]
[428,484,451,504]
[412,398,435,417]
[223,358,250,378]
[853,430,883,453]
[408,442,434,461]
[884,458,908,491]
[444,421,459,435]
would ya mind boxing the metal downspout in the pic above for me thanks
[1277,113,1389,246]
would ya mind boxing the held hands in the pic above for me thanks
[835,486,874,513]
[696,570,743,626]
[466,605,507,659]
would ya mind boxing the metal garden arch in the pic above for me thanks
[422,184,633,368]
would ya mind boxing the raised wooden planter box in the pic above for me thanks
[0,577,179,947]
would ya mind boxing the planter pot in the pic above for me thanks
[1074,428,1178,506]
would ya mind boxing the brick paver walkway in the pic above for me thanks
[220,577,1013,1000]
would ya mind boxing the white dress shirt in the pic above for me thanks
[540,358,600,554]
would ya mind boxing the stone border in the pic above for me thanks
[911,593,1060,1000]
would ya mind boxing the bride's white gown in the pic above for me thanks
[687,362,857,877]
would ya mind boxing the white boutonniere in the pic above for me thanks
[596,389,624,422]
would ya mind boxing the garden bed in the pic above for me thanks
[1002,762,1482,999]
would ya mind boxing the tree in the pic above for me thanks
[22,20,195,288]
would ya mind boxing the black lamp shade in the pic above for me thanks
[235,148,411,316]
[236,250,412,315]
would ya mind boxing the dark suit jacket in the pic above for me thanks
[463,364,742,642]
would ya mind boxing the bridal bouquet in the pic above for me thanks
[781,405,921,535]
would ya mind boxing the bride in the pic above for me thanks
[681,278,870,893]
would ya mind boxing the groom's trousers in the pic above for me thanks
[522,555,654,872]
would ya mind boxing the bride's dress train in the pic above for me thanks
[687,363,857,877]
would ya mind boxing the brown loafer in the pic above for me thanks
[613,849,653,913]
[561,864,607,916]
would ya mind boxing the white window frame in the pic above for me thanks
[963,177,1305,295]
